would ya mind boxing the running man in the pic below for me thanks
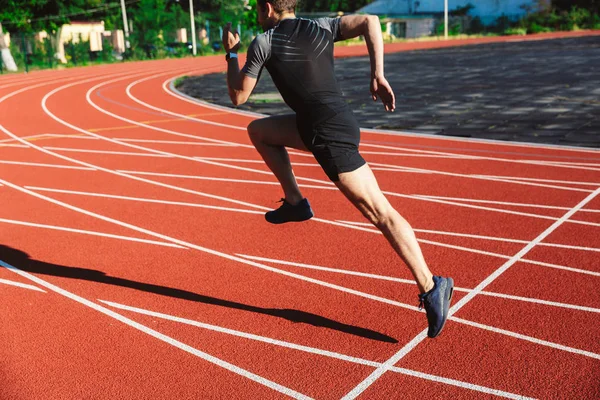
[222,0,454,338]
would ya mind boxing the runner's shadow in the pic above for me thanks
[0,245,398,343]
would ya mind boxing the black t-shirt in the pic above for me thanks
[242,17,348,125]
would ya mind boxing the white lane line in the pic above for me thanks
[0,144,29,148]
[236,254,417,285]
[450,316,600,360]
[25,186,265,216]
[415,194,600,214]
[522,160,600,172]
[341,187,600,399]
[118,170,286,186]
[100,299,534,400]
[195,156,321,167]
[0,160,97,170]
[114,138,239,146]
[476,291,600,314]
[522,259,600,277]
[540,160,600,167]
[338,220,600,253]
[361,142,600,173]
[371,167,431,174]
[43,134,99,140]
[0,278,46,293]
[408,194,600,227]
[358,151,478,160]
[43,146,174,157]
[475,174,600,187]
[0,217,187,249]
[118,170,341,191]
[470,174,594,193]
[0,260,309,399]
[125,73,248,131]
[371,160,593,193]
[237,254,600,314]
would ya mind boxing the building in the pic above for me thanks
[357,0,547,38]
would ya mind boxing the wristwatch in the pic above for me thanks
[226,52,238,61]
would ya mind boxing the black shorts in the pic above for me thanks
[297,109,366,181]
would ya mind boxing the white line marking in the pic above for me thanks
[25,186,265,216]
[114,138,239,146]
[338,220,600,253]
[450,316,600,360]
[371,167,431,174]
[195,156,320,167]
[0,160,96,170]
[0,217,187,249]
[360,150,478,160]
[118,170,284,186]
[0,278,46,293]
[476,291,600,314]
[475,174,600,187]
[236,254,417,285]
[237,254,600,313]
[0,144,29,148]
[415,194,600,214]
[361,142,600,173]
[125,74,248,131]
[43,146,174,157]
[0,260,309,399]
[521,259,600,277]
[341,187,600,399]
[100,299,534,400]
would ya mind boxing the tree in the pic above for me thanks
[553,0,599,13]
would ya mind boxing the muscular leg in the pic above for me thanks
[247,114,309,205]
[335,163,434,294]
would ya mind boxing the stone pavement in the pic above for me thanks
[178,35,600,148]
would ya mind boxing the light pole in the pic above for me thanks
[189,0,197,55]
[444,0,448,39]
[120,0,130,49]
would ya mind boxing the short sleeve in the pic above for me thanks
[241,33,271,79]
[315,17,343,42]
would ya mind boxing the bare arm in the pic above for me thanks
[338,15,395,112]
[223,23,258,106]
[226,57,257,106]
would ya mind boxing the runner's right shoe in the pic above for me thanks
[418,276,454,338]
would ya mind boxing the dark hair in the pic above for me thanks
[257,0,297,14]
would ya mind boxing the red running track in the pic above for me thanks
[1,36,600,399]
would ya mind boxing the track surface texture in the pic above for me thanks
[1,32,599,400]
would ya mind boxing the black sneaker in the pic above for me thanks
[418,276,454,338]
[265,198,314,224]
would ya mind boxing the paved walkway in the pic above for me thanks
[178,35,600,148]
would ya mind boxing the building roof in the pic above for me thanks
[357,0,411,15]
